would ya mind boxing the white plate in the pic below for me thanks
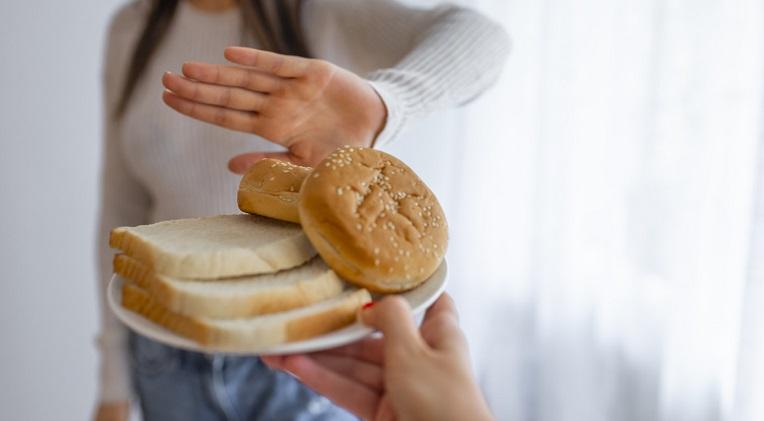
[108,261,447,355]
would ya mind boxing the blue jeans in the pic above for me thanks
[129,333,357,421]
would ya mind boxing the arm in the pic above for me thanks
[94,2,151,417]
[306,0,512,145]
[159,1,509,170]
[263,294,494,421]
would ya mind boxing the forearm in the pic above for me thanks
[367,5,511,145]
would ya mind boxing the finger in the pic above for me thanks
[261,355,286,370]
[280,354,380,420]
[162,72,268,112]
[322,337,385,365]
[420,293,467,352]
[424,292,459,323]
[360,296,425,356]
[376,397,396,421]
[163,90,258,133]
[225,46,310,78]
[228,152,302,174]
[181,62,283,93]
[311,353,383,391]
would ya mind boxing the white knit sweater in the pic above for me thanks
[97,0,509,402]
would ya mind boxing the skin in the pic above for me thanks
[262,294,495,421]
[92,401,129,421]
[161,46,387,173]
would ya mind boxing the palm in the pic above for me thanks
[162,47,387,172]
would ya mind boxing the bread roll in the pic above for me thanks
[299,146,448,292]
[110,214,315,279]
[238,158,312,223]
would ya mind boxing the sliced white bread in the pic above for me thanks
[110,214,316,279]
[114,254,344,319]
[122,282,371,350]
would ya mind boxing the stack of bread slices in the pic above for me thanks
[111,214,370,350]
[111,147,448,350]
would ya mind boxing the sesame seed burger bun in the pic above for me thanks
[238,158,312,224]
[299,146,448,293]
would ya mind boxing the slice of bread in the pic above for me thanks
[122,282,371,350]
[114,254,344,319]
[110,214,315,279]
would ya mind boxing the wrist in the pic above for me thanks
[353,83,387,148]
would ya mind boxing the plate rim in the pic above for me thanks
[108,260,448,355]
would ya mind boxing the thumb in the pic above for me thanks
[360,296,425,355]
[228,151,301,174]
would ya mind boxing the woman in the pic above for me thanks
[95,0,509,419]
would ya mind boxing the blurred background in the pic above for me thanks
[1,0,762,420]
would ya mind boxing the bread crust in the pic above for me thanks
[299,147,448,292]
[238,158,312,223]
[122,283,371,349]
[114,254,344,319]
[122,283,214,345]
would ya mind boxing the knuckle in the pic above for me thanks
[183,101,195,115]
[190,83,201,100]
[256,94,269,110]
[214,108,226,125]
[270,56,285,73]
[240,70,253,89]
[219,88,232,107]
[308,59,335,82]
[214,65,222,83]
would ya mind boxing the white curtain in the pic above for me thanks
[399,0,764,420]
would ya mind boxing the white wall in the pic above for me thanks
[0,1,124,419]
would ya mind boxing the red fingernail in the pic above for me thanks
[362,301,375,310]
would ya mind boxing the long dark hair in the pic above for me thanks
[115,0,308,117]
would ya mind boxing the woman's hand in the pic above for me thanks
[92,401,129,421]
[161,47,387,173]
[262,294,494,421]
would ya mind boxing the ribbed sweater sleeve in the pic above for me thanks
[312,0,511,145]
[96,1,151,403]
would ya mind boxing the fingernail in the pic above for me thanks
[362,301,375,310]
